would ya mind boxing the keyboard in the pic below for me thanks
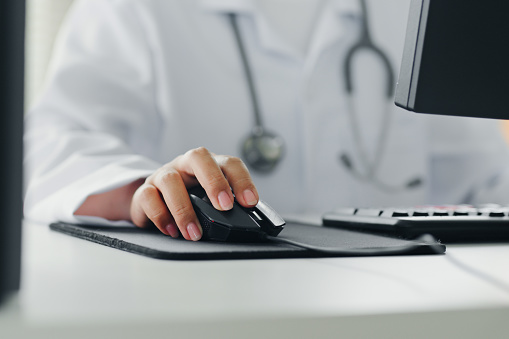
[322,205,509,243]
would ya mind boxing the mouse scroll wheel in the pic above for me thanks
[249,210,264,222]
[255,200,285,227]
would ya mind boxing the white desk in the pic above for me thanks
[1,221,509,339]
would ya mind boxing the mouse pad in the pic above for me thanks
[49,222,445,260]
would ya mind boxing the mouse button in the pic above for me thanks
[191,194,259,230]
[188,186,207,199]
[251,200,285,236]
[189,192,210,207]
[202,221,231,241]
[222,204,261,230]
[190,194,220,220]
[255,200,285,227]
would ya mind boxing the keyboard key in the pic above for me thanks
[453,210,472,216]
[489,211,506,217]
[449,206,476,216]
[379,209,410,218]
[391,210,410,217]
[333,208,357,215]
[323,203,509,242]
[477,208,507,217]
[431,210,450,216]
[355,209,382,217]
[411,209,430,217]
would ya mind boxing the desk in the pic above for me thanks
[1,221,509,338]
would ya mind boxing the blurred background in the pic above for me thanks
[24,0,509,142]
[25,0,73,109]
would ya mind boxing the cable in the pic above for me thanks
[263,233,445,256]
[268,232,509,295]
[443,252,509,295]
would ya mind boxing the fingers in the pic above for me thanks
[131,183,180,238]
[175,147,235,211]
[130,147,259,241]
[176,148,258,208]
[215,155,259,207]
[149,169,202,241]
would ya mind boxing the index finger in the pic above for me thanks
[173,147,235,211]
[214,155,259,208]
[147,168,202,241]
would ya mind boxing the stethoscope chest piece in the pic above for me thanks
[242,128,284,173]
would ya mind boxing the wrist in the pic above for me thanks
[75,178,145,221]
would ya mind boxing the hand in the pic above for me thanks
[130,147,259,241]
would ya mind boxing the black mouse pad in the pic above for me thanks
[49,222,445,260]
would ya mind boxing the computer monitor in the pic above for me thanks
[0,0,25,302]
[395,0,509,119]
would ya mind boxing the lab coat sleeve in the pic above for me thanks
[24,0,163,225]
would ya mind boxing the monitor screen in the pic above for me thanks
[395,0,509,119]
[0,0,25,301]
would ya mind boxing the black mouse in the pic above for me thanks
[188,186,285,242]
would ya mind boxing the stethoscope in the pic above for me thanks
[229,0,422,191]
[339,0,422,192]
[229,13,285,173]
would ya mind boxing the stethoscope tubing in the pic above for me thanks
[344,0,395,98]
[229,2,421,189]
[228,13,264,133]
[340,0,422,191]
[229,13,285,173]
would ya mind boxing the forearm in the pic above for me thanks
[74,178,145,221]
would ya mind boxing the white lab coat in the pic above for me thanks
[24,0,509,226]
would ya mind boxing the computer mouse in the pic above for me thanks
[188,186,285,242]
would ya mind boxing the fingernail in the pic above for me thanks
[165,224,179,238]
[243,189,258,206]
[218,190,233,210]
[187,222,202,241]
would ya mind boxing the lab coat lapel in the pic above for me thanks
[202,0,361,71]
[200,0,255,14]
[201,0,304,59]
[304,0,361,78]
[298,0,360,200]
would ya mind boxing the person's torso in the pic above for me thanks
[126,0,509,213]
